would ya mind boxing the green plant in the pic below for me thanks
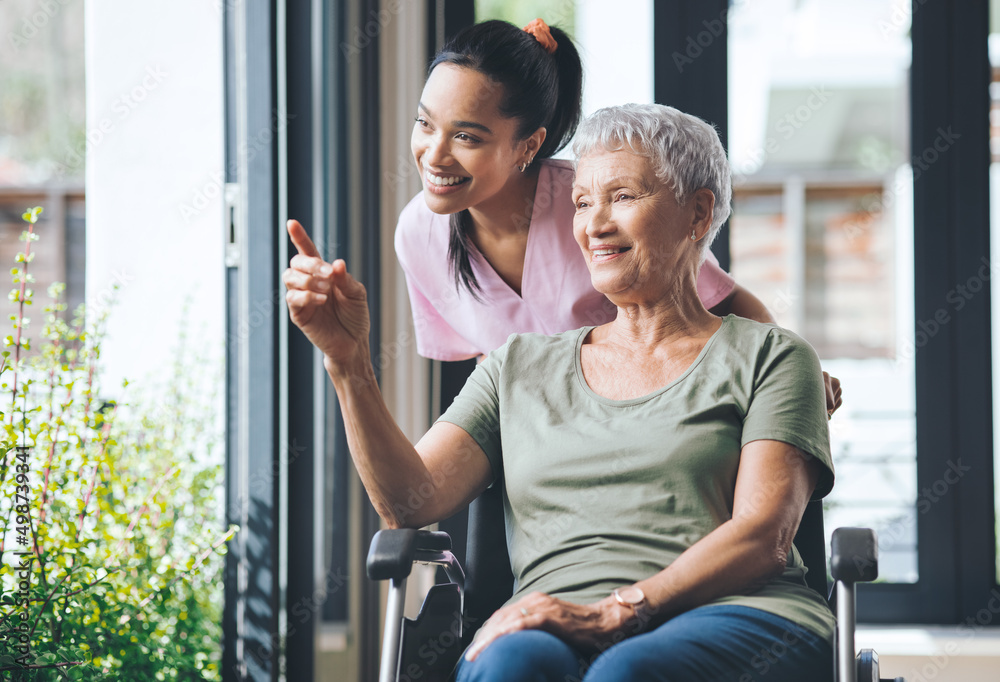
[0,207,235,680]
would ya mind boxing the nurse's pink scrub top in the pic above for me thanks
[394,159,736,361]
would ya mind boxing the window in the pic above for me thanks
[728,0,917,583]
[727,0,997,622]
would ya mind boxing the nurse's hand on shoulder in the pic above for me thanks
[824,371,843,417]
[283,219,370,365]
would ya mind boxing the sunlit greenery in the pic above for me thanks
[475,0,575,33]
[0,207,234,680]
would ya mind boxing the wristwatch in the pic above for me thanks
[612,585,647,617]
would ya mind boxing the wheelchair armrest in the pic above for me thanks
[830,527,879,584]
[366,529,453,582]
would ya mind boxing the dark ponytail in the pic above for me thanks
[534,24,582,159]
[430,19,583,298]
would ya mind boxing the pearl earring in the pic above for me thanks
[691,230,697,241]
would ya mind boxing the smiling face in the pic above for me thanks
[411,64,539,216]
[572,148,712,303]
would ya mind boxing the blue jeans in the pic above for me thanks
[454,605,833,682]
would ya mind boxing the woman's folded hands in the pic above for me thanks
[464,591,644,663]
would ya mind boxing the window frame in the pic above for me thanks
[652,0,997,624]
[909,0,996,625]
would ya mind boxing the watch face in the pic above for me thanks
[616,586,644,606]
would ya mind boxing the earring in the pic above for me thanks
[518,163,527,173]
[691,230,697,241]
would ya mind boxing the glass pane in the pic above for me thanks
[729,0,917,582]
[990,0,1000,585]
[730,189,789,320]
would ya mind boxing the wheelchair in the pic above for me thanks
[367,484,904,682]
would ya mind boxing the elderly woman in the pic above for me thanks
[283,103,835,682]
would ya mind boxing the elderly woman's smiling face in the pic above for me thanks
[572,148,711,303]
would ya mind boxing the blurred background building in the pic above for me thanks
[0,0,86,327]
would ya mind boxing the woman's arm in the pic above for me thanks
[284,220,492,528]
[709,283,776,323]
[463,438,819,661]
[631,439,819,618]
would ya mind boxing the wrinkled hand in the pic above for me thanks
[283,219,370,366]
[823,371,843,417]
[464,592,638,663]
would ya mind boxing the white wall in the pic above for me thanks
[576,0,654,116]
[84,1,224,396]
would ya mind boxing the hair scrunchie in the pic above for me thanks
[523,18,558,54]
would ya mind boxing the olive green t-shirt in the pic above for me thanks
[438,315,836,640]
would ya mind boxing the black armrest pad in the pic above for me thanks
[366,529,453,581]
[416,530,453,551]
[830,527,879,584]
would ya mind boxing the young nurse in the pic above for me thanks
[286,18,841,410]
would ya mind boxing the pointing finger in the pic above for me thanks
[287,219,322,259]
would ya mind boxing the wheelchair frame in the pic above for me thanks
[367,512,903,682]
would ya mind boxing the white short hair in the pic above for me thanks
[572,103,732,256]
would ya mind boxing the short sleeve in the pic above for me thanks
[696,250,737,309]
[741,328,834,499]
[436,345,506,484]
[394,222,479,361]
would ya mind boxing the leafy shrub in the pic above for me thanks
[0,207,234,680]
